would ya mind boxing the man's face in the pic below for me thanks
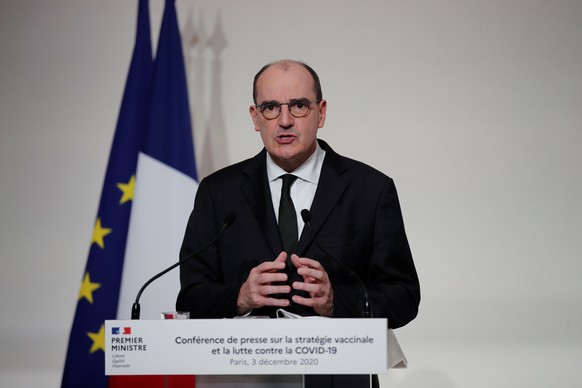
[250,63,327,172]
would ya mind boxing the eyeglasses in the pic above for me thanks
[255,98,321,120]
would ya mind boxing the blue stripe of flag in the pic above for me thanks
[142,0,197,181]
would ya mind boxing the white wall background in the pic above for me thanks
[1,0,581,387]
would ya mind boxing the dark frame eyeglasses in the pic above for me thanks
[255,99,321,120]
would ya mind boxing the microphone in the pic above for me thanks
[301,209,372,318]
[131,212,236,320]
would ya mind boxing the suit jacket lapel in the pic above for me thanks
[241,149,282,255]
[297,140,348,255]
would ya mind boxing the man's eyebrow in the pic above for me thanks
[257,99,279,106]
[289,97,311,104]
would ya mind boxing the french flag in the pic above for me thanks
[116,0,198,321]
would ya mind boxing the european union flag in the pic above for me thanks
[61,1,152,387]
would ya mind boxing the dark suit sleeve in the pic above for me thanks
[368,178,419,327]
[328,177,420,328]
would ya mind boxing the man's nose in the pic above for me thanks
[278,105,294,128]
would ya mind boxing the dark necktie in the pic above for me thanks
[278,174,310,315]
[278,174,298,259]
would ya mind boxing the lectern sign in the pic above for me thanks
[105,319,389,375]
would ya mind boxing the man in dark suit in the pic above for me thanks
[177,60,420,387]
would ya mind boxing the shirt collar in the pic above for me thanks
[266,142,326,184]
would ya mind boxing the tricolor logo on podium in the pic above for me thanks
[112,327,132,335]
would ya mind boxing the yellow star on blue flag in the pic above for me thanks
[78,273,101,304]
[117,175,136,204]
[87,324,105,354]
[91,218,112,249]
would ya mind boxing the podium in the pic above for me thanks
[105,318,407,387]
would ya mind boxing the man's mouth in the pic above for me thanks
[276,134,295,143]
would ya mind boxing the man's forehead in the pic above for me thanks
[256,64,316,101]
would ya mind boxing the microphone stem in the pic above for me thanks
[131,216,233,320]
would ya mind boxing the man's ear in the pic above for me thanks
[317,99,327,128]
[249,105,260,132]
